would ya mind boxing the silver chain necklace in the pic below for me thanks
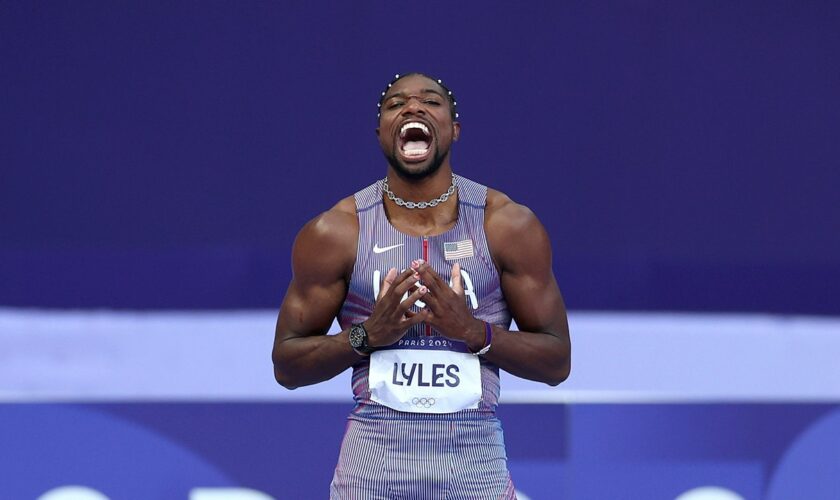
[382,174,457,209]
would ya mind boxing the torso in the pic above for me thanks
[338,175,512,419]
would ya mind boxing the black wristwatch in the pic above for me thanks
[349,322,376,355]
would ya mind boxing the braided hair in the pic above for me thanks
[377,73,459,121]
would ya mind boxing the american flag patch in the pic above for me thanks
[444,240,474,260]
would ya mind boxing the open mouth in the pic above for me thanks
[398,121,432,160]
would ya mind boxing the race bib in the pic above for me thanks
[368,338,482,414]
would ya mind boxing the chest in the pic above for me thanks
[357,234,493,313]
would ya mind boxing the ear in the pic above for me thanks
[375,127,380,138]
[452,121,461,142]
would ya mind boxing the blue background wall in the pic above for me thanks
[2,1,838,313]
[3,403,840,499]
[2,2,839,498]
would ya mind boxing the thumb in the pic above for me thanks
[379,268,397,300]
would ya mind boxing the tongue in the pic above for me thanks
[403,140,429,154]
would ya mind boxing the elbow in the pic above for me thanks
[274,367,299,390]
[272,352,299,390]
[546,360,571,387]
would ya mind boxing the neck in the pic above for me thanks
[386,164,454,199]
[382,166,459,236]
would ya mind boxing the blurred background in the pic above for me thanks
[1,1,838,498]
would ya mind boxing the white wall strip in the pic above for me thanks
[1,308,838,403]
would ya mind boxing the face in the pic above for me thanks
[376,75,460,180]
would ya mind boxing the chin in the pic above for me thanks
[386,151,446,180]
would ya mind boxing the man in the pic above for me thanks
[273,72,570,499]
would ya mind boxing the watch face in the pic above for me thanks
[349,325,366,348]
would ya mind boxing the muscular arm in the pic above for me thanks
[272,198,428,390]
[482,191,571,385]
[272,198,361,390]
[412,190,571,385]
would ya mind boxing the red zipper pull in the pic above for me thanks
[422,236,432,336]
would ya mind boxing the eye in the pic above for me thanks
[387,100,405,109]
[424,99,441,106]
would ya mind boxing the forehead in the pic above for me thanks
[383,75,445,99]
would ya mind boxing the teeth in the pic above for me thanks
[400,122,430,137]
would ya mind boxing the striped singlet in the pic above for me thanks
[330,175,517,500]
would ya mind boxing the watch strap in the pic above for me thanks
[350,322,376,355]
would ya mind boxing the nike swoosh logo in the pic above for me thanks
[373,243,405,254]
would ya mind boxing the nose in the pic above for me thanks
[402,96,426,115]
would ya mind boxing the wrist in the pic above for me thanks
[361,321,380,348]
[349,322,375,356]
[468,320,492,355]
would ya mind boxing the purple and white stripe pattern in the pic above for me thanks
[338,174,512,418]
[332,175,516,498]
[330,416,516,499]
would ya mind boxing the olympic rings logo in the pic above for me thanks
[411,397,436,408]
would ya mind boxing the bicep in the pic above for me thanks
[276,275,347,342]
[494,207,568,336]
[502,268,567,336]
[274,210,356,344]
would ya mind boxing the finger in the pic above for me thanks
[393,273,421,297]
[398,285,428,312]
[415,287,439,311]
[402,307,429,327]
[378,268,398,300]
[386,268,418,297]
[451,262,464,296]
[413,260,447,294]
[392,267,416,284]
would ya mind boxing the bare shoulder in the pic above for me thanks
[485,188,551,272]
[485,188,544,236]
[299,195,356,241]
[293,195,358,282]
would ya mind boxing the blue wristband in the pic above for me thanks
[472,321,492,356]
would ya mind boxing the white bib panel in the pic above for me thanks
[368,347,482,414]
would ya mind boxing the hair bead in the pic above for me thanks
[376,72,459,121]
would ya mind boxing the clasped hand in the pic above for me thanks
[363,259,483,350]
